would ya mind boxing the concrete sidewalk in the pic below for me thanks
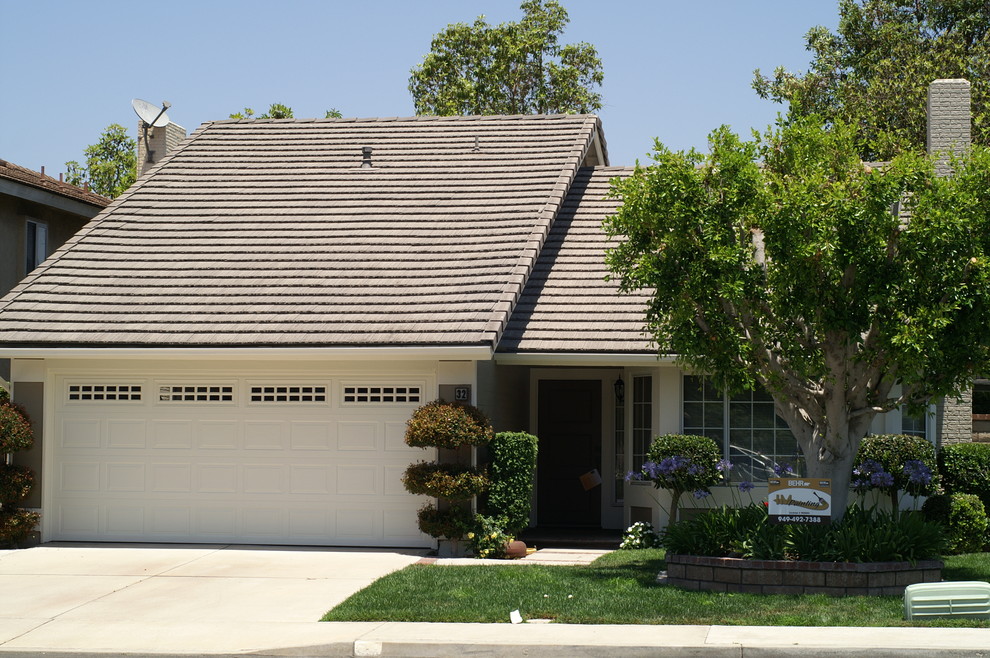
[1,544,987,656]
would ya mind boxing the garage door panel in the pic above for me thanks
[290,421,334,450]
[197,420,239,449]
[62,419,102,449]
[337,421,378,451]
[52,373,435,547]
[108,420,146,448]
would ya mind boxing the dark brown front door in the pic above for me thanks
[537,380,602,527]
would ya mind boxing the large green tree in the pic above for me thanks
[753,0,990,160]
[409,0,603,115]
[605,118,990,519]
[64,124,136,199]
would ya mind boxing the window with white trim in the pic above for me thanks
[342,385,421,404]
[158,385,234,403]
[249,385,327,403]
[682,375,803,481]
[68,384,142,402]
[631,376,652,471]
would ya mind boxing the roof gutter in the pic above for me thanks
[1,345,494,362]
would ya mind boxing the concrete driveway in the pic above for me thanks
[0,542,425,654]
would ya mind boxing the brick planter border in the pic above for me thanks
[666,553,943,596]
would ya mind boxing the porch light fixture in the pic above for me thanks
[614,377,625,405]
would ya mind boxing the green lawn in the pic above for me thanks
[321,550,990,626]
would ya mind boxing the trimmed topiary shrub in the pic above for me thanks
[922,492,988,554]
[0,510,41,548]
[404,400,495,449]
[939,443,990,510]
[483,432,538,536]
[0,403,33,453]
[416,504,473,540]
[640,434,722,522]
[0,466,34,506]
[402,462,488,501]
[853,434,938,513]
[0,401,37,548]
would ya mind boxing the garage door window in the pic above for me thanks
[158,385,234,403]
[249,385,328,403]
[67,384,142,402]
[342,385,422,404]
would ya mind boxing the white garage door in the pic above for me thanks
[50,374,433,547]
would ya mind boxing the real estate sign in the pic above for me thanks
[767,478,831,525]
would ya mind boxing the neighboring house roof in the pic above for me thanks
[0,159,110,208]
[0,115,605,349]
[498,166,654,354]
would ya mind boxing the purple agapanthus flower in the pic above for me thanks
[870,470,895,488]
[772,462,794,477]
[738,481,755,493]
[903,460,932,487]
[641,461,661,479]
[716,459,733,473]
[693,489,711,499]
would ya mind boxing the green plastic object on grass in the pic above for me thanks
[903,581,990,620]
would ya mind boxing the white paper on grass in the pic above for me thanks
[510,609,522,624]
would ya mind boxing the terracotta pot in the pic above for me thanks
[504,540,528,559]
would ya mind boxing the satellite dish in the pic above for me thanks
[131,99,171,127]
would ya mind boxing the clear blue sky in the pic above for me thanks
[2,1,839,175]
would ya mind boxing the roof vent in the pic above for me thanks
[361,146,373,168]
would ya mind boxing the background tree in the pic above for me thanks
[409,0,603,116]
[605,118,990,520]
[753,0,990,160]
[229,104,342,119]
[64,124,136,199]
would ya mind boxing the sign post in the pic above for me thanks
[767,477,831,525]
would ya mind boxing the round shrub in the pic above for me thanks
[939,442,990,510]
[0,403,33,453]
[402,462,488,501]
[404,400,494,449]
[0,466,34,506]
[0,509,40,548]
[484,432,538,535]
[854,434,938,510]
[416,503,473,539]
[643,434,723,493]
[922,492,988,554]
[467,514,512,558]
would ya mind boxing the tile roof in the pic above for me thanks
[0,115,601,348]
[0,159,110,208]
[497,167,654,354]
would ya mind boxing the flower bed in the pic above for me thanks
[665,553,943,596]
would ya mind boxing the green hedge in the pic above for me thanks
[922,492,989,554]
[939,442,990,510]
[404,400,494,449]
[484,432,538,535]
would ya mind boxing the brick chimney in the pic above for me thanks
[927,79,971,175]
[928,79,973,446]
[137,121,186,176]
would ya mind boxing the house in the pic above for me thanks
[0,85,963,547]
[0,160,109,383]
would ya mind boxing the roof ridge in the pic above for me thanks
[484,115,601,348]
[210,114,599,125]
